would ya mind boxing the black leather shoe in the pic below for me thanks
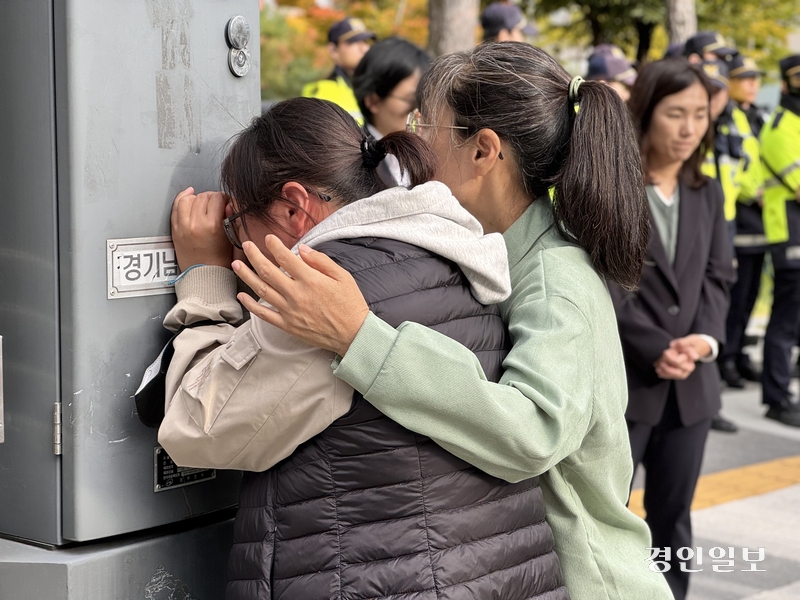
[737,360,761,382]
[719,360,745,389]
[765,402,800,428]
[710,414,739,433]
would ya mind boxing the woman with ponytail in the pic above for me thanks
[159,96,568,600]
[235,43,673,599]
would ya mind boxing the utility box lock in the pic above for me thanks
[225,16,251,77]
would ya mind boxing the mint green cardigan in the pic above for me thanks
[333,199,672,600]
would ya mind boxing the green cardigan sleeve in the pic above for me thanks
[333,293,596,483]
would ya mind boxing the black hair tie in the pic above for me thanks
[360,136,387,169]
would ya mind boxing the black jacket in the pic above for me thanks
[610,180,735,427]
[225,237,568,600]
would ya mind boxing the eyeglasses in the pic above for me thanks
[223,210,247,250]
[405,109,470,135]
[387,94,417,108]
[223,189,332,250]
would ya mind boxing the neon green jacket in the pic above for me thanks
[734,106,765,204]
[302,71,363,125]
[761,100,800,244]
[703,104,753,221]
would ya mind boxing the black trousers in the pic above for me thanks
[721,250,765,364]
[762,266,800,407]
[628,389,711,600]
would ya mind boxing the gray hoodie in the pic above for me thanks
[158,182,509,471]
[297,181,510,304]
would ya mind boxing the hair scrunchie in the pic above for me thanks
[360,136,387,169]
[568,75,584,104]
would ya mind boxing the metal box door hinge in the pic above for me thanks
[53,402,62,455]
[0,335,4,444]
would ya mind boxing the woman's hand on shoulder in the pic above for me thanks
[171,187,233,271]
[233,236,369,356]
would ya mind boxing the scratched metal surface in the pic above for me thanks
[58,0,257,543]
[0,0,257,545]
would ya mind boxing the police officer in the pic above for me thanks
[701,59,755,230]
[585,44,637,103]
[729,55,770,137]
[684,31,737,64]
[480,2,538,43]
[301,18,375,124]
[759,55,800,427]
[719,55,768,388]
[700,59,756,432]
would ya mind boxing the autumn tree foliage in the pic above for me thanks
[261,0,428,99]
[261,0,800,100]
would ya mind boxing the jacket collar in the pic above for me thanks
[780,93,800,117]
[647,210,679,295]
[330,65,353,87]
[503,198,556,271]
[647,180,702,296]
[672,181,702,277]
[716,101,736,127]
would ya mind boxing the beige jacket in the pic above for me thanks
[158,265,355,471]
[158,182,511,472]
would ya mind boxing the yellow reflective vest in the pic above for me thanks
[734,108,764,205]
[703,104,753,222]
[761,102,800,244]
[302,71,364,125]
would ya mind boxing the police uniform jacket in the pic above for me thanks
[703,103,752,223]
[761,94,800,268]
[301,66,364,124]
[733,105,768,253]
[610,179,736,427]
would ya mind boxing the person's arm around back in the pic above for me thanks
[234,238,595,483]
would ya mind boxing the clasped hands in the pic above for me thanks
[653,335,712,380]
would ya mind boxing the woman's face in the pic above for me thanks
[730,76,760,106]
[368,70,421,136]
[422,107,483,219]
[645,81,710,167]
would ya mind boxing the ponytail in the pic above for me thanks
[418,43,649,291]
[377,131,438,187]
[553,80,649,291]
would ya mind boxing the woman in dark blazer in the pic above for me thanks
[610,59,736,600]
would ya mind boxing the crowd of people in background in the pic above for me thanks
[301,5,800,430]
[157,2,800,599]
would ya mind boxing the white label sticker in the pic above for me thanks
[107,236,178,299]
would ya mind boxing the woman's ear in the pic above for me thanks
[472,129,504,176]
[364,92,381,116]
[271,182,317,242]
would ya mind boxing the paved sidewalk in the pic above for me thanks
[631,385,800,600]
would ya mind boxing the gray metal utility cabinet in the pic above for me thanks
[0,1,260,597]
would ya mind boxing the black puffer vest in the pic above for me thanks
[226,238,568,600]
